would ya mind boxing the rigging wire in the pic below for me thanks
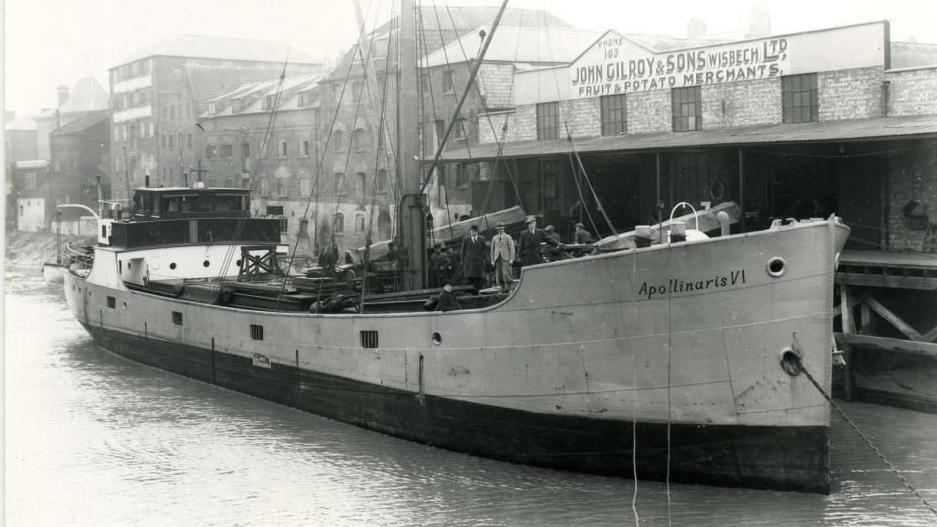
[212,49,292,292]
[360,0,398,309]
[539,23,617,237]
[272,0,383,310]
[418,0,511,195]
[442,0,523,219]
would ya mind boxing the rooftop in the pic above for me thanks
[59,77,109,113]
[113,34,320,69]
[442,114,937,161]
[50,110,111,136]
[422,27,603,67]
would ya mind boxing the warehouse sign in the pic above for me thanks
[568,22,887,98]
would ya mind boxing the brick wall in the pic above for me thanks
[559,98,600,138]
[513,105,537,142]
[626,90,671,134]
[818,66,885,121]
[886,139,937,251]
[886,66,937,116]
[701,78,782,129]
[478,111,516,144]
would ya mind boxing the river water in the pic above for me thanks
[5,268,937,526]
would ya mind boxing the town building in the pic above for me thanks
[315,5,572,252]
[107,34,324,202]
[48,110,111,234]
[439,21,937,253]
[33,78,109,160]
[197,74,323,255]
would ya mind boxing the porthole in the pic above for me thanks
[766,257,786,278]
[203,260,210,267]
[432,332,442,345]
[169,262,177,270]
[236,259,242,267]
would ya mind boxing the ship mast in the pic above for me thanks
[396,0,427,290]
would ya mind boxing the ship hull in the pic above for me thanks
[82,321,830,492]
[64,219,849,493]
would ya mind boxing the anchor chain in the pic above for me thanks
[791,356,937,517]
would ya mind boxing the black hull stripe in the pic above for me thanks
[83,323,831,493]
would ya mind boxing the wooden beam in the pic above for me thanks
[835,272,937,290]
[863,295,922,341]
[836,333,937,359]
[921,324,937,344]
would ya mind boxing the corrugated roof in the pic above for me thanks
[422,27,602,67]
[114,34,319,68]
[183,63,319,103]
[326,6,569,81]
[441,115,937,161]
[200,74,322,118]
[59,77,109,113]
[891,41,937,69]
[50,110,110,136]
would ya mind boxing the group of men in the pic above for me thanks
[458,216,593,293]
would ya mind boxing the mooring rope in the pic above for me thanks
[792,356,937,517]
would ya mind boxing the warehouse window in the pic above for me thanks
[250,324,264,341]
[172,311,183,326]
[672,86,702,132]
[536,102,559,141]
[782,73,818,124]
[600,94,627,136]
[442,70,454,94]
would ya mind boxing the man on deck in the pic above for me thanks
[517,216,559,267]
[490,221,515,292]
[460,225,487,292]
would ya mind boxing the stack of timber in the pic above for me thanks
[347,206,528,263]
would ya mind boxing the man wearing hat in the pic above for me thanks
[490,221,515,292]
[517,215,559,267]
[460,224,487,293]
[574,222,593,244]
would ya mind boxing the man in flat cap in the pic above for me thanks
[490,221,515,292]
[574,222,594,244]
[517,216,559,267]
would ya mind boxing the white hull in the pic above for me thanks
[63,218,849,492]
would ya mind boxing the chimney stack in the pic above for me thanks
[56,85,70,108]
[686,18,707,39]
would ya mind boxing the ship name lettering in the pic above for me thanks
[639,269,746,299]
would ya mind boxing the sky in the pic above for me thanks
[4,0,937,117]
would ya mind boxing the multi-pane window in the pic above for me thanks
[263,95,275,110]
[782,73,818,124]
[453,118,466,140]
[357,172,367,201]
[278,140,288,158]
[442,70,454,93]
[205,145,217,159]
[334,212,344,233]
[333,130,345,151]
[672,86,702,132]
[536,102,559,141]
[241,142,250,171]
[334,172,345,194]
[220,144,233,158]
[600,94,627,136]
[301,140,310,157]
[353,128,367,151]
[298,89,313,108]
[299,178,311,196]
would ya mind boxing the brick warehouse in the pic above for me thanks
[440,20,937,254]
[107,35,323,203]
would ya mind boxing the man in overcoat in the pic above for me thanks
[517,216,559,267]
[460,224,487,292]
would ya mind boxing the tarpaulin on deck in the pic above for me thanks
[440,114,937,162]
